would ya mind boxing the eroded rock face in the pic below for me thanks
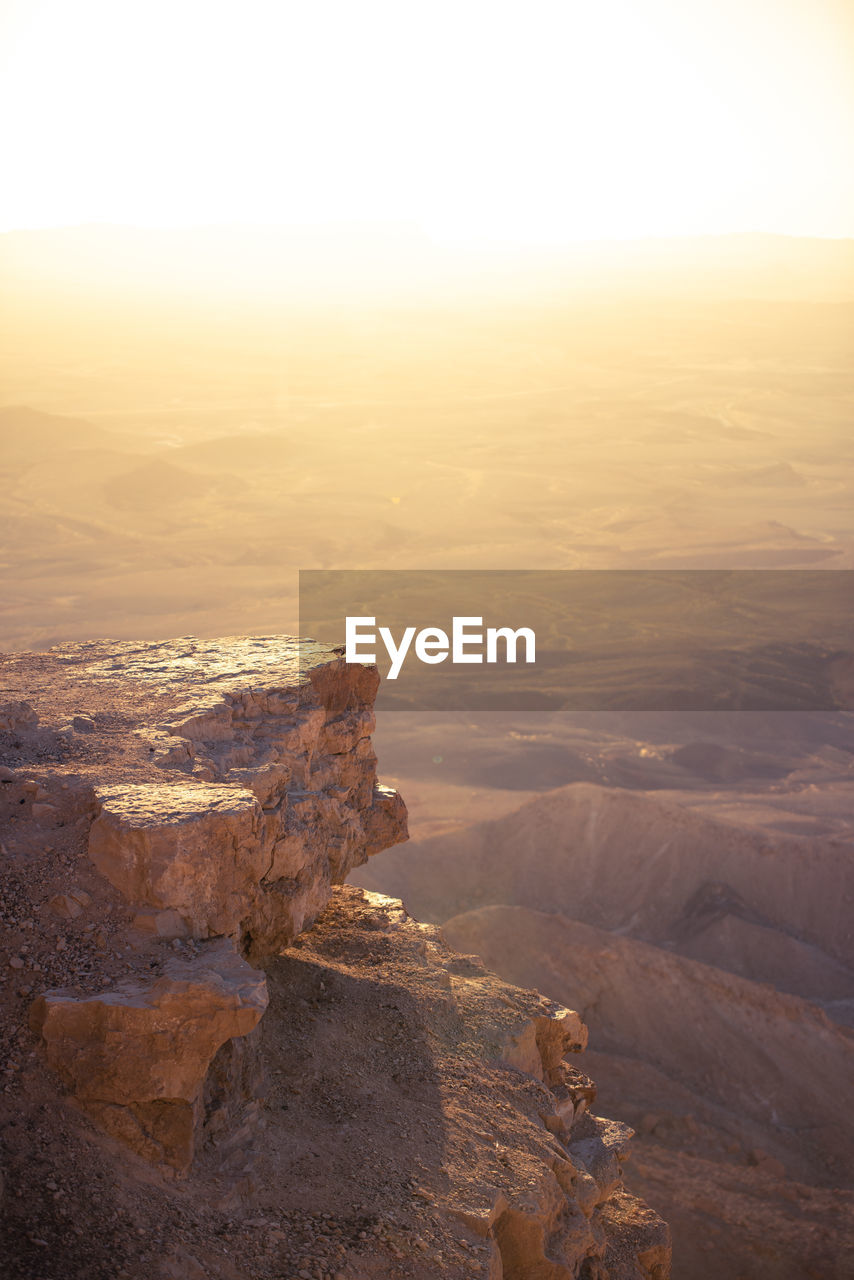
[83,638,408,961]
[10,636,406,1171]
[496,1004,588,1080]
[279,887,671,1280]
[89,783,267,938]
[4,635,668,1279]
[30,939,267,1171]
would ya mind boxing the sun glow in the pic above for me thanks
[1,0,853,241]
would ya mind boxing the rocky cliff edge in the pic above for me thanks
[0,636,670,1279]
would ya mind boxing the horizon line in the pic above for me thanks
[2,222,853,248]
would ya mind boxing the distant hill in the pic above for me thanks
[104,459,215,510]
[442,904,854,1183]
[358,781,854,969]
[0,405,113,460]
[168,433,300,473]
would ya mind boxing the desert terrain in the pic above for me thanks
[2,232,854,654]
[358,708,854,1277]
[0,637,670,1280]
[2,229,854,1277]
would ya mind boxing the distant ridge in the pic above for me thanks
[2,227,854,304]
[359,781,854,967]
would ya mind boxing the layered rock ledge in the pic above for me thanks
[1,636,670,1279]
[1,636,407,1168]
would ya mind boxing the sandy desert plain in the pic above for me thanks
[2,229,854,1277]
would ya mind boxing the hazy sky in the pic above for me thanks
[2,0,853,242]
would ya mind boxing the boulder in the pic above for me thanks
[30,938,267,1171]
[48,890,92,920]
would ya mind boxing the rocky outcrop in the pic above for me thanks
[83,636,409,961]
[29,939,267,1170]
[2,636,407,1170]
[257,885,671,1280]
[89,783,268,940]
[442,904,854,1188]
[1,636,671,1279]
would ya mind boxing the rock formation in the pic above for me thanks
[30,938,268,1170]
[2,636,407,1173]
[358,775,854,1278]
[0,636,670,1279]
[442,905,854,1184]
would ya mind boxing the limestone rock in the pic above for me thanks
[48,890,92,920]
[292,887,671,1280]
[13,635,407,1174]
[87,774,408,960]
[29,938,267,1171]
[596,1190,672,1280]
[362,783,410,860]
[89,782,267,939]
[5,634,671,1274]
[497,1004,588,1082]
[568,1114,634,1201]
[64,638,409,958]
[131,907,191,938]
